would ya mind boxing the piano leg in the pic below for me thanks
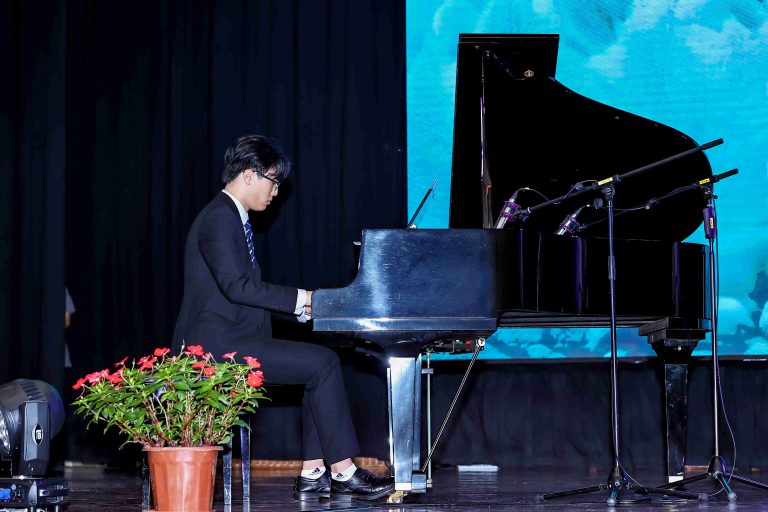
[662,362,689,483]
[646,335,699,482]
[641,318,704,482]
[387,355,427,494]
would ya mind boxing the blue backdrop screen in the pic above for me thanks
[406,0,768,359]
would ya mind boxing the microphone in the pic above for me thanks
[554,204,589,236]
[698,168,738,186]
[494,189,522,229]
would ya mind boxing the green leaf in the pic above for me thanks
[72,346,269,447]
[232,418,251,430]
[173,381,191,391]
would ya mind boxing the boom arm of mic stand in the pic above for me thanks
[507,139,725,222]
[578,168,738,232]
[606,138,723,184]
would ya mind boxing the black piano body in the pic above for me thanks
[313,34,712,495]
[315,229,707,340]
[315,229,500,494]
[314,229,708,492]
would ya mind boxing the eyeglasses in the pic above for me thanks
[250,169,281,189]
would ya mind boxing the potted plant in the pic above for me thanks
[72,345,265,512]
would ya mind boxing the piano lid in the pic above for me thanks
[449,34,712,241]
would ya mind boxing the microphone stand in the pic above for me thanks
[537,141,724,505]
[654,183,768,500]
[539,183,702,505]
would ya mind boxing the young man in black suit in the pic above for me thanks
[172,135,394,501]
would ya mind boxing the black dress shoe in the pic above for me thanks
[331,468,395,501]
[292,470,331,500]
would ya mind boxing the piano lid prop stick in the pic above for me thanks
[407,179,438,228]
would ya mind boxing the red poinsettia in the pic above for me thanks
[247,370,264,388]
[138,357,157,370]
[243,356,261,369]
[185,345,205,357]
[105,371,123,385]
[72,345,267,447]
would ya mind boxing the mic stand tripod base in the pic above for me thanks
[657,454,768,502]
[536,465,703,505]
[654,188,768,502]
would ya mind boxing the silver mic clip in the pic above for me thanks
[494,190,524,229]
[499,199,520,220]
[555,205,588,236]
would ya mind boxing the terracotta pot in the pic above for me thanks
[144,446,222,512]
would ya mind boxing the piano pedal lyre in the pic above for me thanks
[420,337,486,487]
[423,352,434,488]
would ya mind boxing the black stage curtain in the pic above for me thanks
[64,0,406,377]
[425,359,768,471]
[2,0,405,463]
[250,357,768,471]
[0,1,67,391]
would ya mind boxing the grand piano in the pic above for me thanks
[313,34,711,495]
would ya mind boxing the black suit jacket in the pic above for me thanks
[172,192,298,353]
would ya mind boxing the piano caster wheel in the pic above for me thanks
[387,490,405,504]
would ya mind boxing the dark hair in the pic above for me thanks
[221,135,291,185]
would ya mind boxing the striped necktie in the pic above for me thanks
[244,221,255,268]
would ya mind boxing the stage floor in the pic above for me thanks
[64,465,768,511]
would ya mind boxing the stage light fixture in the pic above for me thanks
[0,379,69,510]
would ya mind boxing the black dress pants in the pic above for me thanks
[215,337,361,464]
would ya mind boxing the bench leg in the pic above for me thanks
[240,418,251,502]
[223,441,233,505]
[142,455,151,510]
